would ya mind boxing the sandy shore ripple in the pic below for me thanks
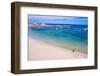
[28,37,87,61]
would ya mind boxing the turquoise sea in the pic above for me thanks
[28,24,88,54]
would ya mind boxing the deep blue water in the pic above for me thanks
[28,24,88,53]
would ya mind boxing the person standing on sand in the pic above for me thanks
[72,49,75,52]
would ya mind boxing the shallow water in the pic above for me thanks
[28,24,88,54]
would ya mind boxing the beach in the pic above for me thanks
[28,37,87,61]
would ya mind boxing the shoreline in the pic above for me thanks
[28,37,87,61]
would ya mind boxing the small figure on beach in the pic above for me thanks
[72,49,75,52]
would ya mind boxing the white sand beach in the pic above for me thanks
[28,37,87,61]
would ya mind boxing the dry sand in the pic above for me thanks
[28,37,87,61]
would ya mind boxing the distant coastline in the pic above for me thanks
[28,23,48,28]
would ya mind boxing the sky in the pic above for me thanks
[28,15,88,25]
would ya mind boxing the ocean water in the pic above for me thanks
[28,24,88,54]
